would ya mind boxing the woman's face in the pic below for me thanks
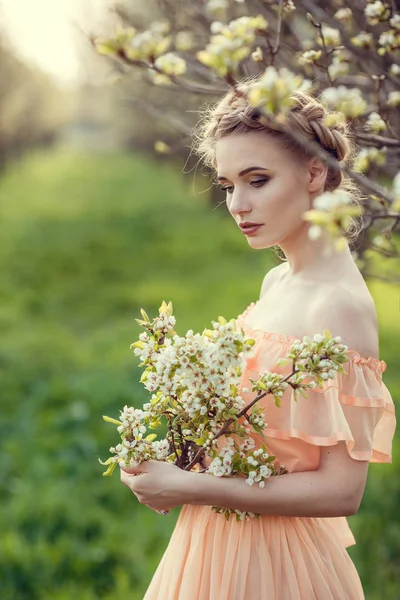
[215,131,319,249]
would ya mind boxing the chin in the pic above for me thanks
[247,235,279,250]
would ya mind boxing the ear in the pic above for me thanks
[307,158,327,193]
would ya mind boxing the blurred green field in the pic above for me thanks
[0,149,398,600]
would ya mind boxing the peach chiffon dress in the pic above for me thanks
[143,301,396,600]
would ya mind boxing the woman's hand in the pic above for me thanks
[120,460,193,513]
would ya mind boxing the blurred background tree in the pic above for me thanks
[0,1,398,599]
[0,32,71,171]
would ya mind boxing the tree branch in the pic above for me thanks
[356,133,400,148]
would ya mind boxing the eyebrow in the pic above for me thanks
[217,166,270,181]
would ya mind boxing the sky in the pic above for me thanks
[0,0,113,85]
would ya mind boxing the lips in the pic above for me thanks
[239,223,263,235]
[239,222,263,230]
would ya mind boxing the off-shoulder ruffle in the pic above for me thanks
[235,302,396,464]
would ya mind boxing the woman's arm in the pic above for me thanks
[185,441,369,518]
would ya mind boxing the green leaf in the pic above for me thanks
[131,341,145,349]
[145,433,157,442]
[95,41,118,56]
[273,396,281,408]
[276,357,290,366]
[102,461,118,476]
[102,415,123,426]
[135,318,148,326]
[98,457,114,466]
[140,308,150,322]
[232,458,242,471]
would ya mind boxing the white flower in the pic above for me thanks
[364,1,389,25]
[353,147,386,172]
[205,0,229,17]
[210,21,224,34]
[251,46,264,62]
[365,112,387,134]
[319,27,341,47]
[390,14,400,30]
[334,8,352,22]
[154,53,187,76]
[119,447,128,458]
[328,55,349,79]
[299,49,321,64]
[175,31,193,51]
[282,0,296,14]
[197,15,268,77]
[150,20,171,35]
[351,31,373,48]
[314,190,352,211]
[388,91,400,107]
[128,30,171,61]
[389,64,400,76]
[308,225,322,241]
[320,86,367,118]
[248,66,311,116]
[378,30,396,52]
[393,172,400,194]
[313,334,324,343]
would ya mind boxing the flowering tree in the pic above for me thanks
[92,0,400,280]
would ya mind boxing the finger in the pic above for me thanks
[120,469,131,486]
[120,465,139,474]
[120,461,148,475]
[147,505,169,515]
[120,469,140,491]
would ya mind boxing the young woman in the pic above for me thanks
[120,83,396,599]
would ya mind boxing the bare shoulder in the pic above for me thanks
[312,284,379,359]
[260,263,289,299]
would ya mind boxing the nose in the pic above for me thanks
[227,189,252,218]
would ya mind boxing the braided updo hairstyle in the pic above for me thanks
[193,79,362,248]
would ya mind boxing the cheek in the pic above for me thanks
[264,175,308,208]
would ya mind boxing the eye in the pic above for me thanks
[219,177,269,194]
[250,178,269,187]
[220,185,234,194]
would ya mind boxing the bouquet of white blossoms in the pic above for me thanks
[100,301,350,521]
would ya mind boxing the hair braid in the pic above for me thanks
[193,81,362,244]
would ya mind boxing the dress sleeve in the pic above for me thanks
[263,350,396,463]
[236,302,396,463]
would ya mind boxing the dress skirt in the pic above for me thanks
[143,504,365,600]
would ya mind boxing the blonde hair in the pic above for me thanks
[193,79,363,249]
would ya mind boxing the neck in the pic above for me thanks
[278,222,356,281]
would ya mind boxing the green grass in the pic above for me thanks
[0,148,398,599]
